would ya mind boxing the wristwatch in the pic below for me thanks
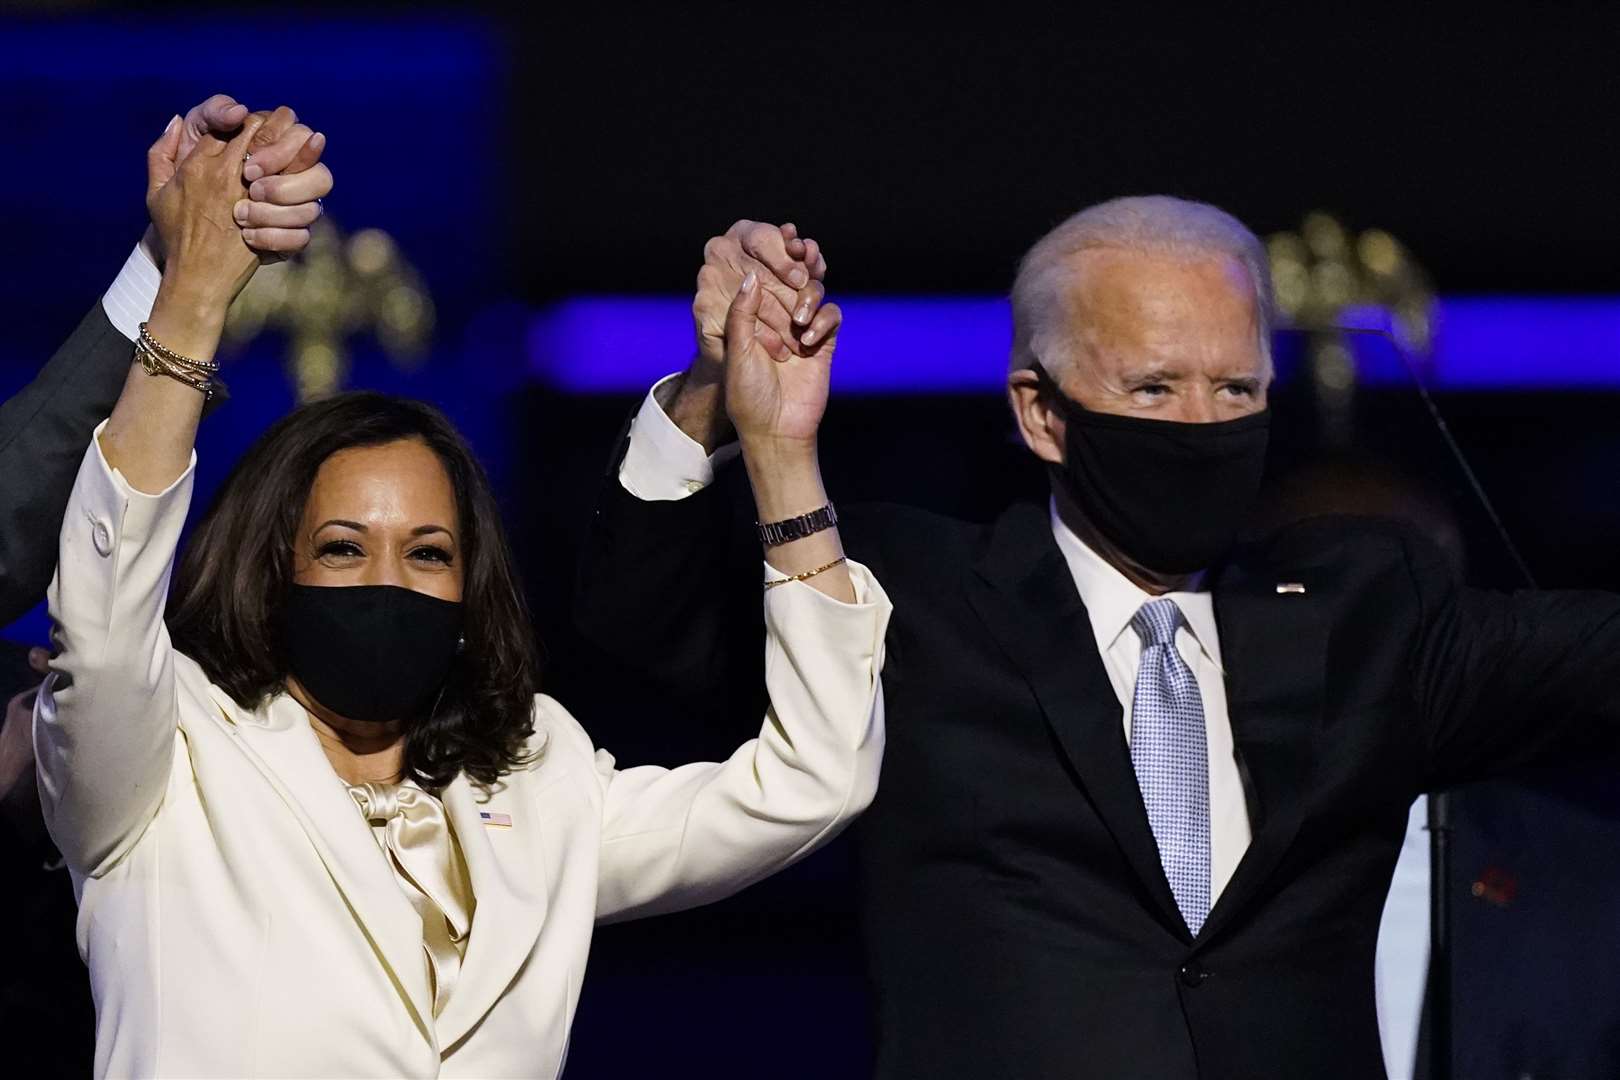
[756,503,838,547]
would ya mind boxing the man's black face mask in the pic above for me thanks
[1031,362,1271,575]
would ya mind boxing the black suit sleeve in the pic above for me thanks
[574,422,767,703]
[1407,532,1620,788]
[0,304,134,626]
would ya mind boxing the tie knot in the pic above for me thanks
[1131,598,1185,648]
[348,780,422,824]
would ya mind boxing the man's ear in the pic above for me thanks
[1007,370,1065,465]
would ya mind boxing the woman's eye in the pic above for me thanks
[317,540,362,558]
[411,546,453,565]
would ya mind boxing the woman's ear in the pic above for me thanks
[1007,370,1066,466]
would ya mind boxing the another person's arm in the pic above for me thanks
[36,115,276,876]
[595,269,890,920]
[1405,528,1620,787]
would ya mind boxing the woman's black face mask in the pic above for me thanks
[278,584,464,724]
[1031,362,1271,575]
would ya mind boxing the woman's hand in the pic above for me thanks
[723,270,842,454]
[146,112,267,332]
[723,272,854,603]
[98,113,270,494]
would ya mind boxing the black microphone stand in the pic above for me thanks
[1425,789,1453,1080]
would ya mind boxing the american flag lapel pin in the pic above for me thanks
[480,810,514,829]
[1275,582,1307,595]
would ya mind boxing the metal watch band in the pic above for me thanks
[755,503,838,547]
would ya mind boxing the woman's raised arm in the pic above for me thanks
[36,115,269,876]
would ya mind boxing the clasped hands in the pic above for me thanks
[671,219,843,456]
[144,93,333,281]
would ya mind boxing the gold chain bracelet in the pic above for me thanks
[764,556,848,590]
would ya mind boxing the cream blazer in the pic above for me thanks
[36,434,889,1079]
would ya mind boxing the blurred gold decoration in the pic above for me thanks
[1268,211,1435,351]
[1267,212,1437,445]
[224,217,435,401]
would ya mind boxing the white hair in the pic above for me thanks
[1008,195,1274,377]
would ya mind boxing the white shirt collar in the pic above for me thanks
[1047,497,1225,672]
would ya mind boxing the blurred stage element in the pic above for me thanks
[225,218,435,400]
[1266,211,1436,448]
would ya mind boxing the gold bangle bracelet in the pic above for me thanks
[763,556,848,590]
[138,322,220,374]
[135,339,223,401]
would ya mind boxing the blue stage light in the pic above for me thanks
[527,296,1620,393]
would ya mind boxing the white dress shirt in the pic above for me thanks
[100,240,163,342]
[618,374,1253,901]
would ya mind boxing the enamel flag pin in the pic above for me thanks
[1275,582,1307,595]
[480,811,513,829]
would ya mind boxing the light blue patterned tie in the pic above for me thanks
[1129,598,1212,935]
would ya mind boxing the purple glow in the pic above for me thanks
[527,296,1016,393]
[1429,298,1620,388]
[527,296,1620,393]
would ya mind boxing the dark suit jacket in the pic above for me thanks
[0,302,136,625]
[576,443,1620,1080]
[0,301,132,1078]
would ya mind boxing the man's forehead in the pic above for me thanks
[1064,247,1255,308]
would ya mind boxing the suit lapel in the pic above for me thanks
[1198,549,1334,942]
[965,503,1188,938]
[224,693,437,1040]
[434,770,551,1051]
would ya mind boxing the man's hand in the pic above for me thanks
[145,94,332,265]
[670,220,835,453]
[0,648,48,810]
[236,105,331,260]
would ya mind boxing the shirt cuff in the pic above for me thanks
[617,373,741,501]
[100,240,162,343]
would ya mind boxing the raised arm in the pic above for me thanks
[0,96,327,625]
[575,221,829,694]
[36,114,275,876]
[595,270,891,920]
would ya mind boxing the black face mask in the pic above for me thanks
[278,584,465,724]
[1033,364,1271,575]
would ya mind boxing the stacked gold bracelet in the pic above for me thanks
[136,323,225,401]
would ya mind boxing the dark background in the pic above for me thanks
[3,5,1620,1076]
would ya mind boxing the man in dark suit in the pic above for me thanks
[0,93,331,1074]
[575,199,1620,1079]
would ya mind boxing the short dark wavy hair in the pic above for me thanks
[167,392,541,789]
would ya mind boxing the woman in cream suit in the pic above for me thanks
[37,113,887,1078]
